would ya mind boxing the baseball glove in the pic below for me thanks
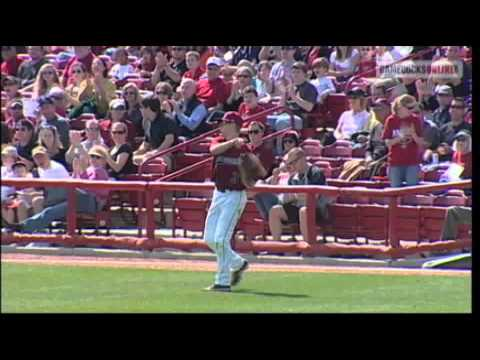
[238,153,267,188]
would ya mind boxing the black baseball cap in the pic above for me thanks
[38,95,55,107]
[347,87,367,98]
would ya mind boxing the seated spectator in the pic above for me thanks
[255,60,274,103]
[434,46,471,98]
[14,119,36,170]
[232,46,261,66]
[306,46,334,68]
[137,46,157,75]
[37,125,68,169]
[238,86,267,131]
[48,87,70,118]
[282,61,317,121]
[310,57,335,105]
[224,66,255,112]
[268,147,331,242]
[30,63,61,99]
[334,87,371,141]
[17,46,50,88]
[1,146,18,205]
[90,57,116,118]
[2,76,22,103]
[5,145,109,234]
[451,131,472,180]
[65,62,96,117]
[154,82,176,115]
[99,99,136,147]
[431,85,453,127]
[173,78,209,139]
[382,94,423,187]
[329,46,360,82]
[66,119,105,169]
[196,57,230,111]
[151,46,188,89]
[247,121,274,177]
[4,100,27,135]
[375,46,396,68]
[191,46,213,69]
[37,95,70,149]
[183,51,205,81]
[104,122,135,179]
[269,46,297,91]
[1,120,10,146]
[122,82,144,136]
[439,98,471,146]
[133,95,178,171]
[1,46,24,76]
[61,46,97,87]
[212,46,233,65]
[109,48,136,81]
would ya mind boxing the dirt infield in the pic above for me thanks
[1,253,470,277]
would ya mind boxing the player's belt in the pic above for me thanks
[216,156,240,166]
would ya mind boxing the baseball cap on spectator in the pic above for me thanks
[347,87,368,98]
[454,130,471,141]
[372,98,390,108]
[9,100,23,109]
[206,57,223,68]
[282,130,300,145]
[110,99,126,110]
[16,119,35,132]
[1,145,18,158]
[292,61,308,73]
[2,75,19,87]
[221,111,243,127]
[88,145,108,159]
[436,85,453,96]
[48,87,66,99]
[38,95,55,107]
[32,146,48,157]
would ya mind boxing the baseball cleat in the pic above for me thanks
[204,284,231,292]
[231,260,249,287]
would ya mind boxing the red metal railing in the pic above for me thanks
[2,177,471,257]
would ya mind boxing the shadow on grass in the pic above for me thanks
[234,289,309,298]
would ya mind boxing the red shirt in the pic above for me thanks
[210,136,251,191]
[196,77,230,109]
[62,52,97,87]
[453,151,472,179]
[382,114,423,166]
[1,56,24,76]
[183,67,205,81]
[99,119,137,148]
[249,142,274,177]
[239,103,267,128]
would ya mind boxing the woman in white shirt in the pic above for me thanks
[109,48,135,81]
[334,88,371,141]
[329,47,360,82]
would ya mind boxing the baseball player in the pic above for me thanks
[204,111,267,292]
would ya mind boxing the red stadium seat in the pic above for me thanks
[173,198,209,237]
[329,204,358,241]
[419,206,447,242]
[173,153,213,182]
[351,146,367,158]
[325,94,349,127]
[236,201,267,241]
[393,206,421,242]
[303,144,322,157]
[401,194,435,206]
[433,196,467,207]
[357,204,388,242]
[322,145,352,158]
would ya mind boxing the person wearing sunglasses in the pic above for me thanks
[382,94,424,187]
[99,99,137,148]
[196,56,230,112]
[224,66,254,112]
[154,82,176,114]
[66,119,105,170]
[104,122,135,179]
[61,46,96,87]
[13,119,36,170]
[37,125,68,169]
[247,121,274,177]
[151,47,188,89]
[121,83,144,136]
[109,48,136,81]
[173,78,209,139]
[439,98,471,147]
[17,46,50,88]
[64,62,95,114]
[431,85,453,128]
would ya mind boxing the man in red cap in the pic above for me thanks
[204,111,266,292]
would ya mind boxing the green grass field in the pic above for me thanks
[1,263,471,313]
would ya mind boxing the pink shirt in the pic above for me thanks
[77,166,110,200]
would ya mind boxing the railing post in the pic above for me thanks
[145,186,155,241]
[67,187,76,237]
[306,192,317,244]
[388,196,400,248]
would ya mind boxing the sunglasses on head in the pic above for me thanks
[111,130,126,135]
[406,104,417,110]
[15,127,28,132]
[89,154,102,159]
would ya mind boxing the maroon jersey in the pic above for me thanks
[210,136,251,191]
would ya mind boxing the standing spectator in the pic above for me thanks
[268,147,330,242]
[183,51,205,81]
[61,46,96,87]
[151,47,188,88]
[269,46,297,90]
[431,85,453,128]
[439,98,472,145]
[247,121,274,177]
[365,98,390,162]
[238,86,266,130]
[4,100,27,135]
[133,95,178,170]
[37,125,68,169]
[99,99,136,148]
[1,46,24,76]
[2,76,22,103]
[17,46,50,88]
[334,87,371,141]
[37,95,70,149]
[14,119,36,169]
[329,46,360,82]
[90,57,116,118]
[382,94,423,187]
[109,48,136,81]
[104,122,135,179]
[310,58,336,105]
[173,78,209,139]
[31,64,61,99]
[255,60,274,103]
[137,46,157,74]
[224,66,254,112]
[196,57,230,111]
[122,83,144,136]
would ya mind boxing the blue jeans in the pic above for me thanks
[388,165,420,188]
[204,189,247,286]
[254,192,280,220]
[21,189,99,233]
